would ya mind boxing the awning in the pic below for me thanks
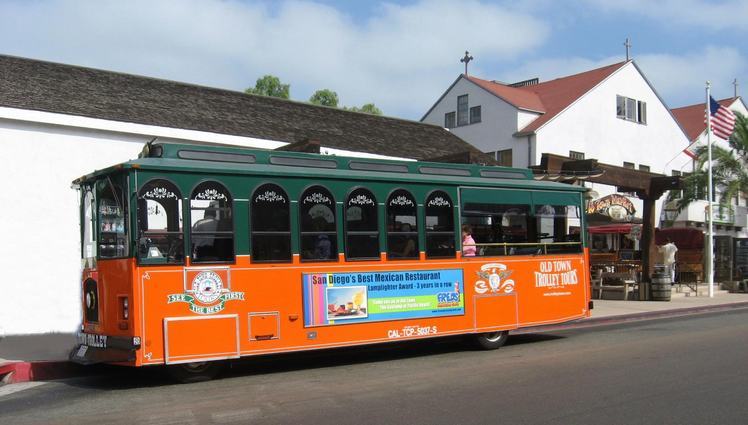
[588,224,637,234]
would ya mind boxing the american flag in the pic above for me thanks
[707,96,736,140]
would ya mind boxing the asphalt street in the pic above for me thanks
[2,308,748,425]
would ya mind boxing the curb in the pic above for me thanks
[513,301,748,335]
[0,360,84,385]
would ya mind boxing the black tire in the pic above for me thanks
[167,361,224,383]
[470,331,509,350]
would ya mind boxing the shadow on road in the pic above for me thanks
[60,332,565,390]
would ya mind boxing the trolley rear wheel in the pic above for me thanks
[167,360,224,383]
[470,331,509,350]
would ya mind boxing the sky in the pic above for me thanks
[0,0,745,120]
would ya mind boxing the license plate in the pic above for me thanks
[76,345,88,358]
[78,333,107,348]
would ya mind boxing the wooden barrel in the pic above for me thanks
[651,272,672,301]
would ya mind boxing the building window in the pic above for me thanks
[190,181,234,263]
[457,94,469,126]
[251,183,291,262]
[639,165,650,172]
[495,149,512,167]
[569,151,585,160]
[469,105,481,124]
[617,95,646,124]
[444,112,456,128]
[637,101,647,124]
[623,162,635,169]
[300,186,337,261]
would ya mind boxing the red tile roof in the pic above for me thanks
[465,75,545,113]
[466,61,629,135]
[671,97,736,142]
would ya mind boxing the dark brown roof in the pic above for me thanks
[0,54,492,162]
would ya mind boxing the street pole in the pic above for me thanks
[705,82,715,298]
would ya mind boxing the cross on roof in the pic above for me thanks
[734,78,739,98]
[460,51,474,76]
[624,38,631,61]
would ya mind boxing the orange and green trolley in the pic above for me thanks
[71,141,591,381]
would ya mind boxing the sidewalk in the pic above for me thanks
[2,292,748,384]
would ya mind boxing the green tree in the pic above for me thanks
[309,89,339,107]
[673,112,748,213]
[245,75,290,99]
[345,103,383,115]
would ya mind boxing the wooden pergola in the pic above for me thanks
[532,153,681,282]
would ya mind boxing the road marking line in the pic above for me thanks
[0,381,47,398]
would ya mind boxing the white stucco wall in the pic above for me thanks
[0,120,145,335]
[421,76,540,165]
[0,110,284,335]
[534,63,692,223]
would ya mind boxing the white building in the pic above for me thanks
[669,97,748,236]
[0,55,484,336]
[421,60,693,229]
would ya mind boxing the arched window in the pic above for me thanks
[137,179,183,264]
[345,188,379,260]
[300,186,337,261]
[425,191,455,258]
[190,181,234,263]
[251,183,291,262]
[386,189,418,259]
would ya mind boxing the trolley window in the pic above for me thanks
[251,184,292,262]
[386,189,419,259]
[137,179,184,264]
[425,191,455,258]
[190,181,234,263]
[81,186,96,260]
[535,204,582,254]
[96,174,128,259]
[345,188,379,260]
[300,186,338,261]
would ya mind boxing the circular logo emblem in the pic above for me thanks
[191,271,224,304]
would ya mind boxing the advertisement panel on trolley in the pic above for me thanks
[302,269,464,326]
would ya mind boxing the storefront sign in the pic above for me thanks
[302,269,464,326]
[586,194,636,221]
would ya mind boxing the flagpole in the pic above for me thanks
[705,82,715,298]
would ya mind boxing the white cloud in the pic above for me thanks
[582,0,748,32]
[635,46,746,107]
[0,0,550,119]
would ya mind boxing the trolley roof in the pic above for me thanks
[74,142,587,194]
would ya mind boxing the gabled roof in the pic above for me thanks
[0,54,493,162]
[464,76,545,113]
[671,97,738,142]
[455,61,629,135]
[514,61,628,134]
